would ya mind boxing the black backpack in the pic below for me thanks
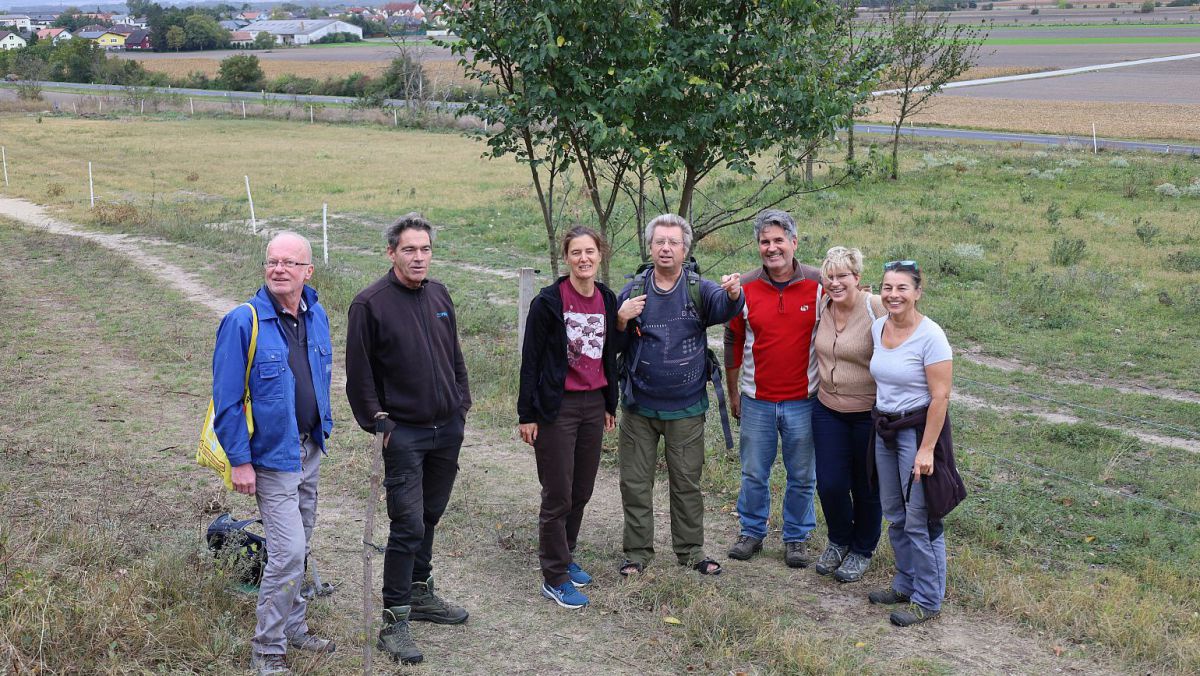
[621,258,735,453]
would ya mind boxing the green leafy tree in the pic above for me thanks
[253,31,275,49]
[879,5,983,179]
[48,38,104,82]
[184,13,230,50]
[166,24,186,51]
[448,0,874,276]
[218,53,265,90]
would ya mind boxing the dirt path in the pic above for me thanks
[0,201,1130,674]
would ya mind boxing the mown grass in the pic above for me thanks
[2,112,1200,672]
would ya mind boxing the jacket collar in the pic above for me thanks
[387,267,427,291]
[254,284,319,320]
[757,258,806,286]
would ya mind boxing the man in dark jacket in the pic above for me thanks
[345,213,471,666]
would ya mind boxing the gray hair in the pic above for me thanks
[821,246,864,279]
[267,230,313,263]
[644,213,693,252]
[753,209,798,241]
[386,212,436,249]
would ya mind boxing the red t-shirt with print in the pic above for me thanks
[559,280,607,392]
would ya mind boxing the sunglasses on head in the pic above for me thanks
[884,259,919,272]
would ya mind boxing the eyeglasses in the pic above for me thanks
[651,238,684,248]
[264,259,312,269]
[883,259,919,272]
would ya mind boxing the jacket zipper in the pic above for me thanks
[415,287,444,427]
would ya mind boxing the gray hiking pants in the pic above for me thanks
[875,426,946,612]
[252,435,321,655]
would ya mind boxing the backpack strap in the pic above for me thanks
[242,303,259,436]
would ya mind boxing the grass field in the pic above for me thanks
[2,111,1199,672]
[132,56,470,88]
[984,35,1200,44]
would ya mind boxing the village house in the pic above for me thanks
[0,15,32,31]
[239,19,362,45]
[35,27,73,45]
[78,29,127,50]
[123,29,152,50]
[28,14,59,29]
[0,30,27,50]
[229,30,254,47]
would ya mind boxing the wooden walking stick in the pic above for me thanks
[362,412,388,675]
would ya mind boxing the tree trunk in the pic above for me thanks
[847,122,855,162]
[890,122,901,180]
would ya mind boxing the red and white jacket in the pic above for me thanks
[723,261,823,402]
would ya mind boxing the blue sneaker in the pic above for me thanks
[567,562,593,588]
[541,581,589,609]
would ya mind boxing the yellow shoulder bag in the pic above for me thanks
[197,303,259,490]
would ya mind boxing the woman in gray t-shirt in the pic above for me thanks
[867,261,953,627]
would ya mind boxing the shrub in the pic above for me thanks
[1050,237,1087,266]
[1167,250,1200,273]
[1108,157,1129,168]
[1138,0,1154,11]
[1155,183,1181,198]
[1045,202,1062,226]
[1030,7,1040,13]
[1134,217,1160,245]
[217,54,265,91]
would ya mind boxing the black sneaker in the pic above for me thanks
[727,534,763,561]
[814,543,849,576]
[890,603,940,627]
[378,605,423,665]
[784,540,811,568]
[410,576,469,624]
[868,588,911,605]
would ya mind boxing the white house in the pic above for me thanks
[36,27,73,45]
[0,15,32,31]
[29,14,59,29]
[0,30,27,50]
[239,19,363,45]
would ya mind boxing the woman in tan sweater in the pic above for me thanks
[811,247,885,583]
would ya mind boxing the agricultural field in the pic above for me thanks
[1,110,1199,673]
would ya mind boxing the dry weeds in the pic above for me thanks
[863,95,1199,141]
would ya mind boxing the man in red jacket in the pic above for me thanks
[723,209,824,568]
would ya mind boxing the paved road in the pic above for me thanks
[4,80,1196,155]
[853,123,1200,155]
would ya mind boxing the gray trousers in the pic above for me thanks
[252,436,321,655]
[875,427,947,612]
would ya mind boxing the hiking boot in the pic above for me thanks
[287,632,336,654]
[567,562,593,588]
[541,580,589,609]
[410,576,469,624]
[890,603,941,627]
[784,540,811,568]
[868,588,911,605]
[250,652,290,675]
[378,606,423,665]
[814,543,849,576]
[727,534,763,561]
[833,552,871,583]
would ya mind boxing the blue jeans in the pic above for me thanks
[735,394,816,542]
[812,400,881,557]
[876,426,947,612]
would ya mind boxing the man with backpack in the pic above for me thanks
[615,214,744,577]
[723,209,823,568]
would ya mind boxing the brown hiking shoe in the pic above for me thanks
[784,540,811,568]
[727,534,763,561]
[378,605,423,665]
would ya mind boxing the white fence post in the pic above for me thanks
[242,100,247,119]
[322,203,329,266]
[517,268,535,353]
[190,98,194,115]
[88,161,94,207]
[310,105,314,124]
[1092,123,1098,154]
[2,146,8,188]
[393,108,398,127]
[245,175,257,234]
[140,99,144,114]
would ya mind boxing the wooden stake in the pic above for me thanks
[88,161,94,207]
[322,203,329,265]
[245,176,257,234]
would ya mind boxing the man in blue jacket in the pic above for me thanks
[212,231,335,676]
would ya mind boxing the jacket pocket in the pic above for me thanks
[254,354,287,401]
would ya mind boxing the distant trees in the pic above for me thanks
[144,2,231,52]
[184,14,230,50]
[165,25,186,51]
